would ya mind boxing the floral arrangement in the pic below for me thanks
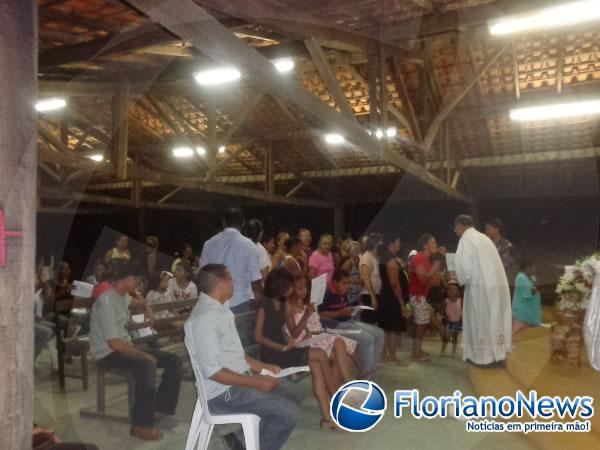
[555,252,600,310]
[551,251,600,366]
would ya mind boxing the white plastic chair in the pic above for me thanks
[185,358,261,450]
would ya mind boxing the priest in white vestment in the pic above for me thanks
[454,215,512,365]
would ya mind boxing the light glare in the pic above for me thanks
[36,98,67,112]
[218,145,226,154]
[173,146,194,158]
[509,99,600,121]
[194,67,241,86]
[273,58,295,73]
[489,0,600,36]
[386,127,397,138]
[325,133,345,144]
[196,146,207,156]
[87,154,104,162]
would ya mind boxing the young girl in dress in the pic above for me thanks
[441,279,462,356]
[285,275,364,381]
[168,263,198,301]
[146,271,172,319]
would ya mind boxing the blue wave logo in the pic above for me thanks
[330,380,387,432]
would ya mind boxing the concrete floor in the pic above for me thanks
[34,336,535,450]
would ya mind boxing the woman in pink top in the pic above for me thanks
[308,234,335,285]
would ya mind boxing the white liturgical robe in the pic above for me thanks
[455,227,512,364]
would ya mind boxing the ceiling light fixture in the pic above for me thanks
[218,145,226,154]
[509,99,600,121]
[196,146,207,156]
[325,133,345,144]
[386,127,397,138]
[272,58,295,73]
[194,67,241,86]
[35,97,67,112]
[488,0,600,36]
[173,146,195,158]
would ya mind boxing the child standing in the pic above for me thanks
[442,279,462,356]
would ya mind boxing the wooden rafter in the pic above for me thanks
[423,43,508,153]
[37,145,334,208]
[305,38,356,120]
[124,0,471,202]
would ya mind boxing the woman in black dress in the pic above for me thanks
[377,234,409,365]
[255,268,339,429]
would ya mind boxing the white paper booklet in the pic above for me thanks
[72,280,94,298]
[132,314,153,338]
[295,334,331,348]
[310,273,328,306]
[355,305,375,310]
[445,253,456,272]
[260,366,310,378]
[325,327,362,335]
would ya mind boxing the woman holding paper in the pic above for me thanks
[256,268,339,430]
[285,274,362,382]
[309,234,335,286]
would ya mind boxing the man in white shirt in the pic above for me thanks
[200,208,263,314]
[185,264,301,450]
[245,218,272,280]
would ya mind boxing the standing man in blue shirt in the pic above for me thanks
[200,207,263,314]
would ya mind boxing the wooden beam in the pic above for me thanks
[556,38,564,95]
[391,57,422,142]
[367,54,379,131]
[265,143,274,197]
[305,38,356,120]
[206,96,217,175]
[221,92,263,145]
[379,44,389,148]
[38,146,334,207]
[285,181,305,198]
[511,40,520,99]
[423,43,508,153]
[157,186,182,204]
[111,82,129,179]
[122,0,469,202]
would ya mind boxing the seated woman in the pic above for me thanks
[285,274,363,382]
[255,268,338,429]
[512,255,542,335]
[281,237,305,276]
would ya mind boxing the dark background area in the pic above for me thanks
[37,196,600,286]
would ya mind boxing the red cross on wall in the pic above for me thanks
[0,209,23,268]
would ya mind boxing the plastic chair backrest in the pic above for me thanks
[186,336,215,421]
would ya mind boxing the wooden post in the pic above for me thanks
[333,206,345,240]
[367,53,379,132]
[0,1,37,448]
[111,82,129,180]
[265,142,274,198]
[206,95,217,181]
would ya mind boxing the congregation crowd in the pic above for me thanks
[33,208,544,450]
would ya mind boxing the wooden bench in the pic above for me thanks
[79,297,197,422]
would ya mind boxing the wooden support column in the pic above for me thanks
[206,95,217,181]
[0,1,36,447]
[265,142,274,198]
[367,53,379,131]
[111,82,129,180]
[378,43,389,150]
[131,158,142,209]
[333,206,345,240]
